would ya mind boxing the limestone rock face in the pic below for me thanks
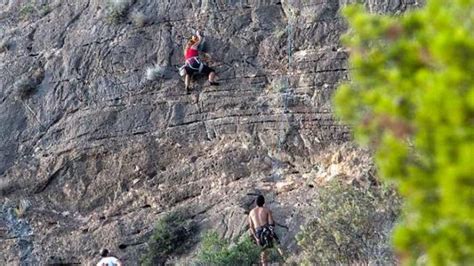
[0,0,420,264]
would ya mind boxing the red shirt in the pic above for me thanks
[185,47,199,60]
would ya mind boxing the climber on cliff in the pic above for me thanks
[248,195,284,266]
[181,30,219,93]
[96,248,123,266]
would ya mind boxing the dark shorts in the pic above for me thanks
[256,224,279,249]
[185,61,215,76]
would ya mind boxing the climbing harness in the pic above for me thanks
[186,57,205,73]
[179,56,204,76]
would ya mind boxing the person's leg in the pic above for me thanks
[208,72,219,86]
[185,74,191,91]
[260,250,268,266]
[201,65,218,86]
[209,71,216,82]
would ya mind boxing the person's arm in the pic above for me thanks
[191,31,202,49]
[248,214,258,242]
[268,209,275,226]
[200,52,209,61]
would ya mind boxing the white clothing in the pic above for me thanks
[96,256,120,266]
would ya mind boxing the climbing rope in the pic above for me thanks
[270,3,298,197]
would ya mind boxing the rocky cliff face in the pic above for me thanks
[0,0,421,264]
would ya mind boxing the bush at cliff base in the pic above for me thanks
[334,0,474,264]
[195,231,260,266]
[141,211,197,265]
[297,181,401,265]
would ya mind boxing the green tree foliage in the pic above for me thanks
[334,0,474,264]
[195,231,260,266]
[297,181,401,265]
[141,211,197,265]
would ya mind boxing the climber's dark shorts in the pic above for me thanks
[185,62,215,76]
[256,224,279,249]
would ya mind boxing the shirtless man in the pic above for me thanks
[248,195,283,265]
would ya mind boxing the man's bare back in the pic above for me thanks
[249,207,273,229]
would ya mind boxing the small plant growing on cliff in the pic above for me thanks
[39,4,52,17]
[19,4,35,19]
[107,0,131,24]
[145,65,167,81]
[14,69,44,100]
[335,0,474,264]
[273,27,287,40]
[0,39,10,53]
[15,77,37,99]
[269,77,288,93]
[195,231,260,266]
[141,210,197,265]
[14,199,31,218]
[296,181,401,265]
[18,4,50,20]
[130,11,148,27]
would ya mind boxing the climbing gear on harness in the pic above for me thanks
[179,57,203,77]
[186,57,204,73]
[256,224,279,249]
[179,65,187,76]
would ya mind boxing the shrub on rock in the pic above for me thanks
[107,0,131,24]
[335,0,474,263]
[142,210,197,265]
[196,231,260,266]
[297,181,401,265]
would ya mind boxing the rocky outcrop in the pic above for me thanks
[0,0,421,264]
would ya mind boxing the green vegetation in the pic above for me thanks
[273,27,287,40]
[107,0,131,24]
[297,181,401,265]
[334,0,474,264]
[14,199,31,218]
[19,4,35,19]
[14,77,37,99]
[195,231,260,266]
[141,210,197,266]
[130,11,148,27]
[145,65,167,81]
[0,39,10,53]
[19,4,51,20]
[14,69,44,100]
[270,77,289,93]
[39,5,52,17]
